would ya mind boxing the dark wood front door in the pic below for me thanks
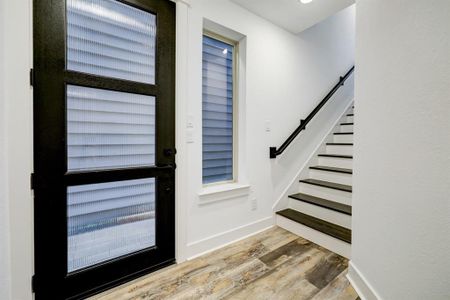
[33,0,175,298]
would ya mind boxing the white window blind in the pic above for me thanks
[202,35,235,184]
[67,0,156,84]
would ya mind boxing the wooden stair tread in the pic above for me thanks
[277,209,351,243]
[318,154,353,159]
[299,179,352,193]
[289,192,352,215]
[326,143,353,146]
[309,166,352,174]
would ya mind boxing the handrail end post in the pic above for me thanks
[269,147,277,159]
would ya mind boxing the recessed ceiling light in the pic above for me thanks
[299,0,313,3]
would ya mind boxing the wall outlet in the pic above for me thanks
[251,197,257,211]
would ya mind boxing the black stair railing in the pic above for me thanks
[270,66,355,159]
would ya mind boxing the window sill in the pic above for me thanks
[198,183,250,205]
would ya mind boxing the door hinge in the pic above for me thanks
[30,173,35,190]
[30,68,34,87]
[31,274,36,293]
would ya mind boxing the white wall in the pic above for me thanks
[351,1,450,299]
[0,0,12,298]
[0,0,34,300]
[179,0,355,258]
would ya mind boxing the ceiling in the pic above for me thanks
[230,0,355,34]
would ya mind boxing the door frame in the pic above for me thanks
[32,0,176,298]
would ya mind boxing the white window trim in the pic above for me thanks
[198,21,249,204]
[201,30,239,187]
[198,183,250,205]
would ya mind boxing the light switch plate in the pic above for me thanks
[187,115,194,128]
[186,129,194,143]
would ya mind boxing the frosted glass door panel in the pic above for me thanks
[67,178,155,272]
[202,36,234,184]
[67,0,156,84]
[67,85,155,171]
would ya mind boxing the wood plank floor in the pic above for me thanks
[90,227,359,300]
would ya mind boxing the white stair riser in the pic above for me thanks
[318,156,353,169]
[326,145,353,155]
[277,215,351,259]
[340,124,354,132]
[346,116,354,123]
[334,134,353,143]
[309,169,352,186]
[299,182,351,205]
[289,199,351,229]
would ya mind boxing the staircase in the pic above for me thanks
[276,105,354,258]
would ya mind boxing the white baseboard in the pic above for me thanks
[186,216,274,260]
[347,261,382,300]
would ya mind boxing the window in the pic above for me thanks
[67,178,156,272]
[67,0,156,84]
[65,0,159,272]
[67,85,156,171]
[202,33,236,184]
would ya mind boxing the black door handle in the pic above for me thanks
[163,148,177,157]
